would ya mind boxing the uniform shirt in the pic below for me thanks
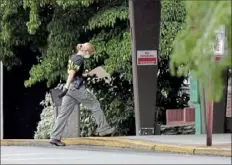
[67,54,84,89]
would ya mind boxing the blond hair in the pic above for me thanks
[84,42,95,55]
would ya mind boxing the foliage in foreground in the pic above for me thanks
[170,1,231,102]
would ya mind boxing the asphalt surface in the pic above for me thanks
[1,146,231,164]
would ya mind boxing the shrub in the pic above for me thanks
[34,93,54,139]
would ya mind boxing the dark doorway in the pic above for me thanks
[3,46,48,139]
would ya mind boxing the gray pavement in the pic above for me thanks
[121,134,232,147]
[1,146,231,164]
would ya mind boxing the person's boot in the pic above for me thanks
[49,139,66,146]
[99,127,118,137]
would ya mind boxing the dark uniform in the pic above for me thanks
[50,54,115,140]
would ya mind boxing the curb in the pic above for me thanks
[1,138,231,157]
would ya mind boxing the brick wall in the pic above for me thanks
[166,108,195,125]
[166,78,231,125]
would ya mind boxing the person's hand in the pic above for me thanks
[58,87,68,98]
[82,73,88,77]
[82,73,96,77]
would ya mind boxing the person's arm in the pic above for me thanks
[66,58,83,87]
[65,70,75,89]
[58,58,83,98]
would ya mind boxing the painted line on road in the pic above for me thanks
[1,153,71,157]
[1,155,120,161]
[1,157,93,161]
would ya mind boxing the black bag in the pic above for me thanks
[50,84,64,106]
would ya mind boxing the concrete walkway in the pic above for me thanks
[1,134,231,157]
[121,134,231,148]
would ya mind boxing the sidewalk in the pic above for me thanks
[1,134,231,157]
[121,134,231,147]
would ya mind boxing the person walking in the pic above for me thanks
[49,42,117,146]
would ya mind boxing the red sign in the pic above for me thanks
[137,50,158,65]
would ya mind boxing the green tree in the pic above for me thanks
[1,0,189,137]
[170,1,231,102]
[1,0,134,137]
[0,0,52,69]
[33,0,188,137]
[23,0,133,136]
[22,0,130,87]
[156,0,189,123]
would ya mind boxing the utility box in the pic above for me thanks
[50,84,80,138]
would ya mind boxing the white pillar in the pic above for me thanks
[0,61,3,139]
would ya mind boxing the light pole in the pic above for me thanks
[205,25,227,146]
[129,0,161,135]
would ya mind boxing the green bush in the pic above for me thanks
[34,92,97,139]
[34,75,135,138]
[34,73,135,139]
[79,103,97,137]
[83,74,135,136]
[34,93,54,139]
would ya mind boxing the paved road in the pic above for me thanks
[1,146,231,164]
